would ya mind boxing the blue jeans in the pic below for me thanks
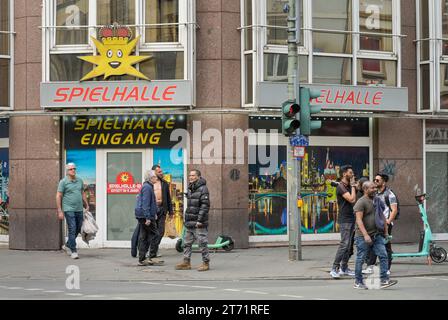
[65,211,83,252]
[355,234,389,284]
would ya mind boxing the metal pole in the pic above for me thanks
[287,0,302,261]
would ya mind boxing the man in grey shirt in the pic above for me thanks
[353,181,397,289]
[56,163,89,259]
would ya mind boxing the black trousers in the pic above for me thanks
[366,224,393,269]
[150,207,166,258]
[137,218,159,262]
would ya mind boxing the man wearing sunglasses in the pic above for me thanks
[56,163,89,259]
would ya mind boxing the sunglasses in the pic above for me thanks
[374,179,381,182]
[68,168,77,171]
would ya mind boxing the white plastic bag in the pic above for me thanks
[81,211,99,245]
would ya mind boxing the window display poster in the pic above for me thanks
[153,148,185,236]
[0,148,9,236]
[249,146,369,236]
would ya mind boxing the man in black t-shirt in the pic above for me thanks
[330,165,357,279]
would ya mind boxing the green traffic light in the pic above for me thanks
[299,87,322,136]
[281,100,300,136]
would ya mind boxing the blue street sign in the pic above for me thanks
[289,134,309,147]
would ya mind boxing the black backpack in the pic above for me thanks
[384,188,400,220]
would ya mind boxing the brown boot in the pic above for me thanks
[175,258,191,270]
[197,261,210,272]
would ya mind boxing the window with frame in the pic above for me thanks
[417,0,448,112]
[0,0,12,109]
[46,0,189,82]
[241,0,401,107]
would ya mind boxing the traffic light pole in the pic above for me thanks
[287,0,302,261]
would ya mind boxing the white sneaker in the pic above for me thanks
[71,252,79,259]
[330,268,341,279]
[62,245,72,256]
[362,265,374,274]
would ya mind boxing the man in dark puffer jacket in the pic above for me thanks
[175,169,210,271]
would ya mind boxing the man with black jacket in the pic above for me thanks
[175,169,210,272]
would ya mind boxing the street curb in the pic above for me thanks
[70,272,448,282]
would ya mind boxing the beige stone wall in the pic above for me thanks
[190,1,249,248]
[9,2,62,250]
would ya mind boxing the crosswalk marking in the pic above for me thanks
[164,284,189,287]
[279,294,304,299]
[65,293,84,296]
[25,288,44,291]
[223,289,241,292]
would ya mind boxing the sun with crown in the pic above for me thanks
[79,23,150,81]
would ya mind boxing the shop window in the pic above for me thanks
[442,0,448,56]
[249,145,287,236]
[248,141,370,236]
[245,53,253,104]
[266,0,288,45]
[312,0,352,55]
[420,64,430,110]
[357,59,396,86]
[0,0,12,109]
[313,56,352,85]
[426,152,448,233]
[140,51,184,80]
[440,64,448,110]
[0,59,9,108]
[145,0,179,43]
[359,0,393,52]
[45,0,191,81]
[300,146,369,234]
[50,53,92,81]
[264,53,308,83]
[244,0,252,51]
[0,119,9,237]
[55,0,89,45]
[97,0,136,36]
[153,148,184,237]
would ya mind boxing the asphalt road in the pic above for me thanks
[0,275,447,300]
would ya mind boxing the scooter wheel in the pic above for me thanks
[220,236,234,252]
[430,246,447,263]
[175,239,184,253]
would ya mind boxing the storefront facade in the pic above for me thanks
[5,0,448,250]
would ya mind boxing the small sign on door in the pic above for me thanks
[107,172,142,194]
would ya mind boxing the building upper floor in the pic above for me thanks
[0,0,447,116]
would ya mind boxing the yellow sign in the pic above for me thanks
[79,23,150,81]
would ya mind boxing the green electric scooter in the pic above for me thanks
[175,226,234,253]
[392,193,447,264]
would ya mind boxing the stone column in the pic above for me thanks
[9,2,62,250]
[189,1,249,248]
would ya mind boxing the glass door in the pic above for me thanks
[97,149,152,247]
[426,151,448,238]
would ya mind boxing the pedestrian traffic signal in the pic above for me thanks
[299,87,322,136]
[282,99,300,136]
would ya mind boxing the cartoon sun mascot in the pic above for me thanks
[79,23,150,81]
